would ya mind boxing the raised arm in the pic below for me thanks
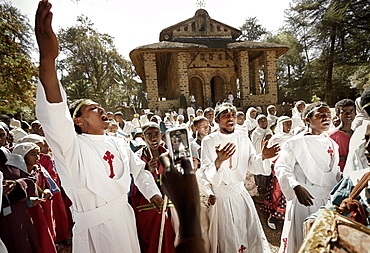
[35,0,62,103]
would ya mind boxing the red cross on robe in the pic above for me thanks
[238,245,246,253]
[103,151,115,178]
[327,146,334,159]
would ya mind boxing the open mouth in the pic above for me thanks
[322,121,330,126]
[101,115,109,122]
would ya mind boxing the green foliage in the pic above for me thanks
[281,0,370,105]
[57,15,141,111]
[239,17,267,41]
[0,2,38,113]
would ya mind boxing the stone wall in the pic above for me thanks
[145,49,279,113]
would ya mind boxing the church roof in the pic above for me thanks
[130,8,288,57]
[159,9,242,41]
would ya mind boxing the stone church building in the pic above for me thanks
[130,9,289,111]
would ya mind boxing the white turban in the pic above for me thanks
[12,142,39,158]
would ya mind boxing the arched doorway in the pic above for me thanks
[210,76,224,106]
[189,77,204,109]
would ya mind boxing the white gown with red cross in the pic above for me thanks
[275,132,341,253]
[201,130,272,253]
[36,82,161,253]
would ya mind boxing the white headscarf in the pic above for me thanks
[12,142,39,159]
[18,134,44,144]
[251,115,273,153]
[266,105,278,127]
[268,116,293,148]
[245,107,258,131]
[1,146,27,173]
[292,100,306,128]
[274,116,292,134]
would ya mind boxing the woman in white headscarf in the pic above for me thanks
[244,107,258,135]
[291,100,306,129]
[266,105,278,129]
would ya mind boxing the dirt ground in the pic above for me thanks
[57,192,282,253]
[254,194,283,253]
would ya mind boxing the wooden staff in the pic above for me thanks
[157,195,168,253]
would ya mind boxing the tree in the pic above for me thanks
[239,17,267,41]
[0,2,38,113]
[284,0,370,105]
[57,15,139,111]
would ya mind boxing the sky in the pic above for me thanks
[9,0,292,60]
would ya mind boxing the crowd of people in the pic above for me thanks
[2,1,370,253]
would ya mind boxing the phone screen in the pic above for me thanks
[166,128,191,162]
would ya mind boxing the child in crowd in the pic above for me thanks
[329,99,356,172]
[266,105,278,130]
[0,146,38,253]
[251,115,273,154]
[251,115,273,194]
[13,142,57,253]
[131,122,177,253]
[291,100,306,129]
[18,134,72,245]
[235,111,247,132]
[190,116,217,252]
[275,102,341,253]
[245,107,258,135]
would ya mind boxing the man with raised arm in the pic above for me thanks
[35,1,162,252]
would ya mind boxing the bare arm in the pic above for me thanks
[35,0,62,103]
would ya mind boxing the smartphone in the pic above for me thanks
[165,127,192,165]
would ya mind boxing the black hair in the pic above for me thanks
[0,114,10,125]
[0,122,9,135]
[236,111,245,117]
[193,116,208,127]
[334,99,355,115]
[69,98,87,134]
[21,121,30,132]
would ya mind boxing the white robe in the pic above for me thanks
[36,82,161,253]
[251,127,273,154]
[275,132,341,253]
[201,130,271,253]
[195,169,217,253]
[245,107,258,132]
[343,120,370,176]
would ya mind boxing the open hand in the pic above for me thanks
[216,143,236,162]
[262,142,280,160]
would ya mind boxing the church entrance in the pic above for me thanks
[189,77,204,109]
[210,76,224,107]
